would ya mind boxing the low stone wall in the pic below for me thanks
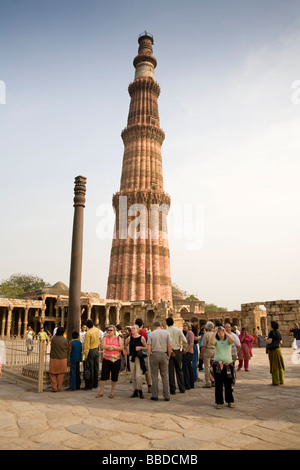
[265,300,300,346]
[241,300,300,347]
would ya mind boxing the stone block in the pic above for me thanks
[284,314,296,321]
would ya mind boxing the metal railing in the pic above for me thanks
[0,338,50,392]
[0,338,108,392]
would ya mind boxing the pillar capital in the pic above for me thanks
[73,176,87,208]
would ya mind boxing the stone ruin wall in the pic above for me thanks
[265,300,300,346]
[241,300,300,346]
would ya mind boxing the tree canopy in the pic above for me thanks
[205,303,228,313]
[185,294,200,301]
[0,273,51,298]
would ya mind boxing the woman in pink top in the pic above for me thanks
[96,325,124,398]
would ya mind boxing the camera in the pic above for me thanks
[218,326,222,331]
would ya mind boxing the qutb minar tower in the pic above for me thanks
[106,32,172,305]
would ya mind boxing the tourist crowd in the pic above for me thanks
[44,316,286,409]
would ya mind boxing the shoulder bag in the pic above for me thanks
[118,336,126,371]
[266,331,280,350]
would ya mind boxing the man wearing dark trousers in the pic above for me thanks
[83,319,100,390]
[166,317,187,394]
[147,321,172,401]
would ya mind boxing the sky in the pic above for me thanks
[0,0,300,310]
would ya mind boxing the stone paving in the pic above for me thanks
[0,348,300,450]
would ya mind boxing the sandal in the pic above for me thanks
[109,393,114,399]
[216,404,223,409]
[228,403,234,408]
[96,393,104,398]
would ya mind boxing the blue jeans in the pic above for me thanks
[70,361,81,390]
[192,344,199,379]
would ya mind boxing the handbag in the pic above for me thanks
[118,336,126,372]
[266,332,280,350]
[266,340,279,350]
[83,362,91,381]
[137,350,147,358]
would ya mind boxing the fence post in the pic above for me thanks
[38,341,46,393]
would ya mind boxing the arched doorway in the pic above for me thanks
[260,316,267,336]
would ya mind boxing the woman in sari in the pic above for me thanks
[267,321,285,385]
[252,329,258,347]
[238,328,254,371]
[49,327,68,392]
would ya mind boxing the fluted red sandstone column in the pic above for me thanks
[107,33,172,305]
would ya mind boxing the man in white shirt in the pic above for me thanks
[96,324,104,339]
[166,317,187,394]
[200,321,216,388]
[233,325,240,337]
[225,323,241,363]
[79,325,87,343]
[147,321,172,401]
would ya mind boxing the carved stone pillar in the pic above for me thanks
[54,304,59,326]
[116,304,121,325]
[105,305,110,326]
[61,306,65,328]
[95,307,100,325]
[1,311,5,337]
[87,303,92,320]
[23,307,29,336]
[17,310,22,338]
[41,306,46,329]
[6,306,13,337]
[67,176,87,340]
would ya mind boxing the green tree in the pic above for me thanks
[0,273,51,298]
[185,294,200,301]
[205,303,228,313]
[0,281,24,298]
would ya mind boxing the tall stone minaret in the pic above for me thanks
[106,32,172,305]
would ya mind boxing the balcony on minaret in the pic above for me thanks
[133,32,157,80]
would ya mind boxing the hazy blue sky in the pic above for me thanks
[1,0,300,310]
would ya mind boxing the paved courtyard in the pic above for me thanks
[0,347,300,450]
